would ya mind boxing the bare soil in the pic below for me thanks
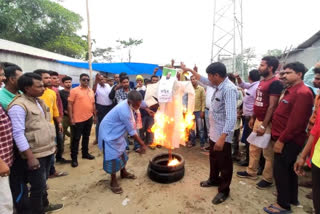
[48,138,314,214]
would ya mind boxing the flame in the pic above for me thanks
[168,158,180,166]
[150,112,170,146]
[151,110,195,148]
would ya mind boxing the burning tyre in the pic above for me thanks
[147,153,185,183]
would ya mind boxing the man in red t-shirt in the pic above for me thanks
[263,62,313,213]
[237,56,283,189]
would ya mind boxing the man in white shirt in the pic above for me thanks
[93,74,113,143]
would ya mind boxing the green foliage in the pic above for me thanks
[116,38,143,48]
[43,35,87,59]
[264,49,283,57]
[236,48,257,81]
[92,47,114,62]
[116,38,143,62]
[0,0,86,59]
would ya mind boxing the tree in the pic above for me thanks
[264,49,283,57]
[92,47,114,63]
[0,0,86,59]
[43,35,87,59]
[235,47,257,80]
[116,38,143,62]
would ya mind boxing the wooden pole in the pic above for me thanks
[86,0,93,88]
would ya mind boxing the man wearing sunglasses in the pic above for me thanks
[68,74,96,167]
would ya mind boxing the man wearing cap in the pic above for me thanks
[135,75,146,91]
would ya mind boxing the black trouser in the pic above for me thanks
[49,121,64,175]
[209,140,233,195]
[71,117,93,160]
[240,116,252,161]
[96,104,113,140]
[232,129,240,156]
[55,120,64,160]
[10,153,53,214]
[312,164,320,214]
[274,142,302,210]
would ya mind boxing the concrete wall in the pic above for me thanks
[0,51,99,84]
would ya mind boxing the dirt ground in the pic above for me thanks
[48,137,314,214]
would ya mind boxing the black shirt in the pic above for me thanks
[59,89,70,115]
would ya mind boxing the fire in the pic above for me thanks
[168,158,180,166]
[179,112,195,142]
[151,111,195,148]
[150,112,170,146]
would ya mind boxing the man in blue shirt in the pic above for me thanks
[98,90,147,194]
[181,62,237,205]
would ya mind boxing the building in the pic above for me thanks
[0,38,99,85]
[280,30,320,68]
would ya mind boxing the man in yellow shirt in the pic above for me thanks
[34,70,60,124]
[188,75,206,150]
[33,69,67,178]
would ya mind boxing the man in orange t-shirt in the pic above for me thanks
[68,73,96,167]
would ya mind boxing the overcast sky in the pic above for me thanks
[60,0,320,74]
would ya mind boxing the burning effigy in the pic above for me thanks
[145,68,195,183]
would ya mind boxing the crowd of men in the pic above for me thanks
[181,56,319,213]
[0,56,319,214]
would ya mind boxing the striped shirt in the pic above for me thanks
[200,76,237,143]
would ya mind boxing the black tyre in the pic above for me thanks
[147,167,185,184]
[149,153,185,173]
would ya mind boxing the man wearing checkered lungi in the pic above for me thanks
[98,91,147,194]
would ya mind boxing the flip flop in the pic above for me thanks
[110,186,123,194]
[200,180,219,187]
[48,171,68,179]
[263,204,292,214]
[121,173,137,179]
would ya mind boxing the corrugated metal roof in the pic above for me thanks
[0,39,83,62]
[279,30,320,59]
[297,30,320,49]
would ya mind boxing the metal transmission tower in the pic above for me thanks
[210,0,244,77]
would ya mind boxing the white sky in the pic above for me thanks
[60,0,320,75]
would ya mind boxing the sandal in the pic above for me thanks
[121,172,137,179]
[135,148,142,153]
[48,171,68,179]
[263,204,292,214]
[110,186,123,194]
[187,143,194,148]
[200,179,219,187]
[135,148,145,154]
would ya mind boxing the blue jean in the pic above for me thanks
[10,154,53,214]
[133,129,142,150]
[138,115,154,145]
[190,111,205,146]
[125,133,130,150]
